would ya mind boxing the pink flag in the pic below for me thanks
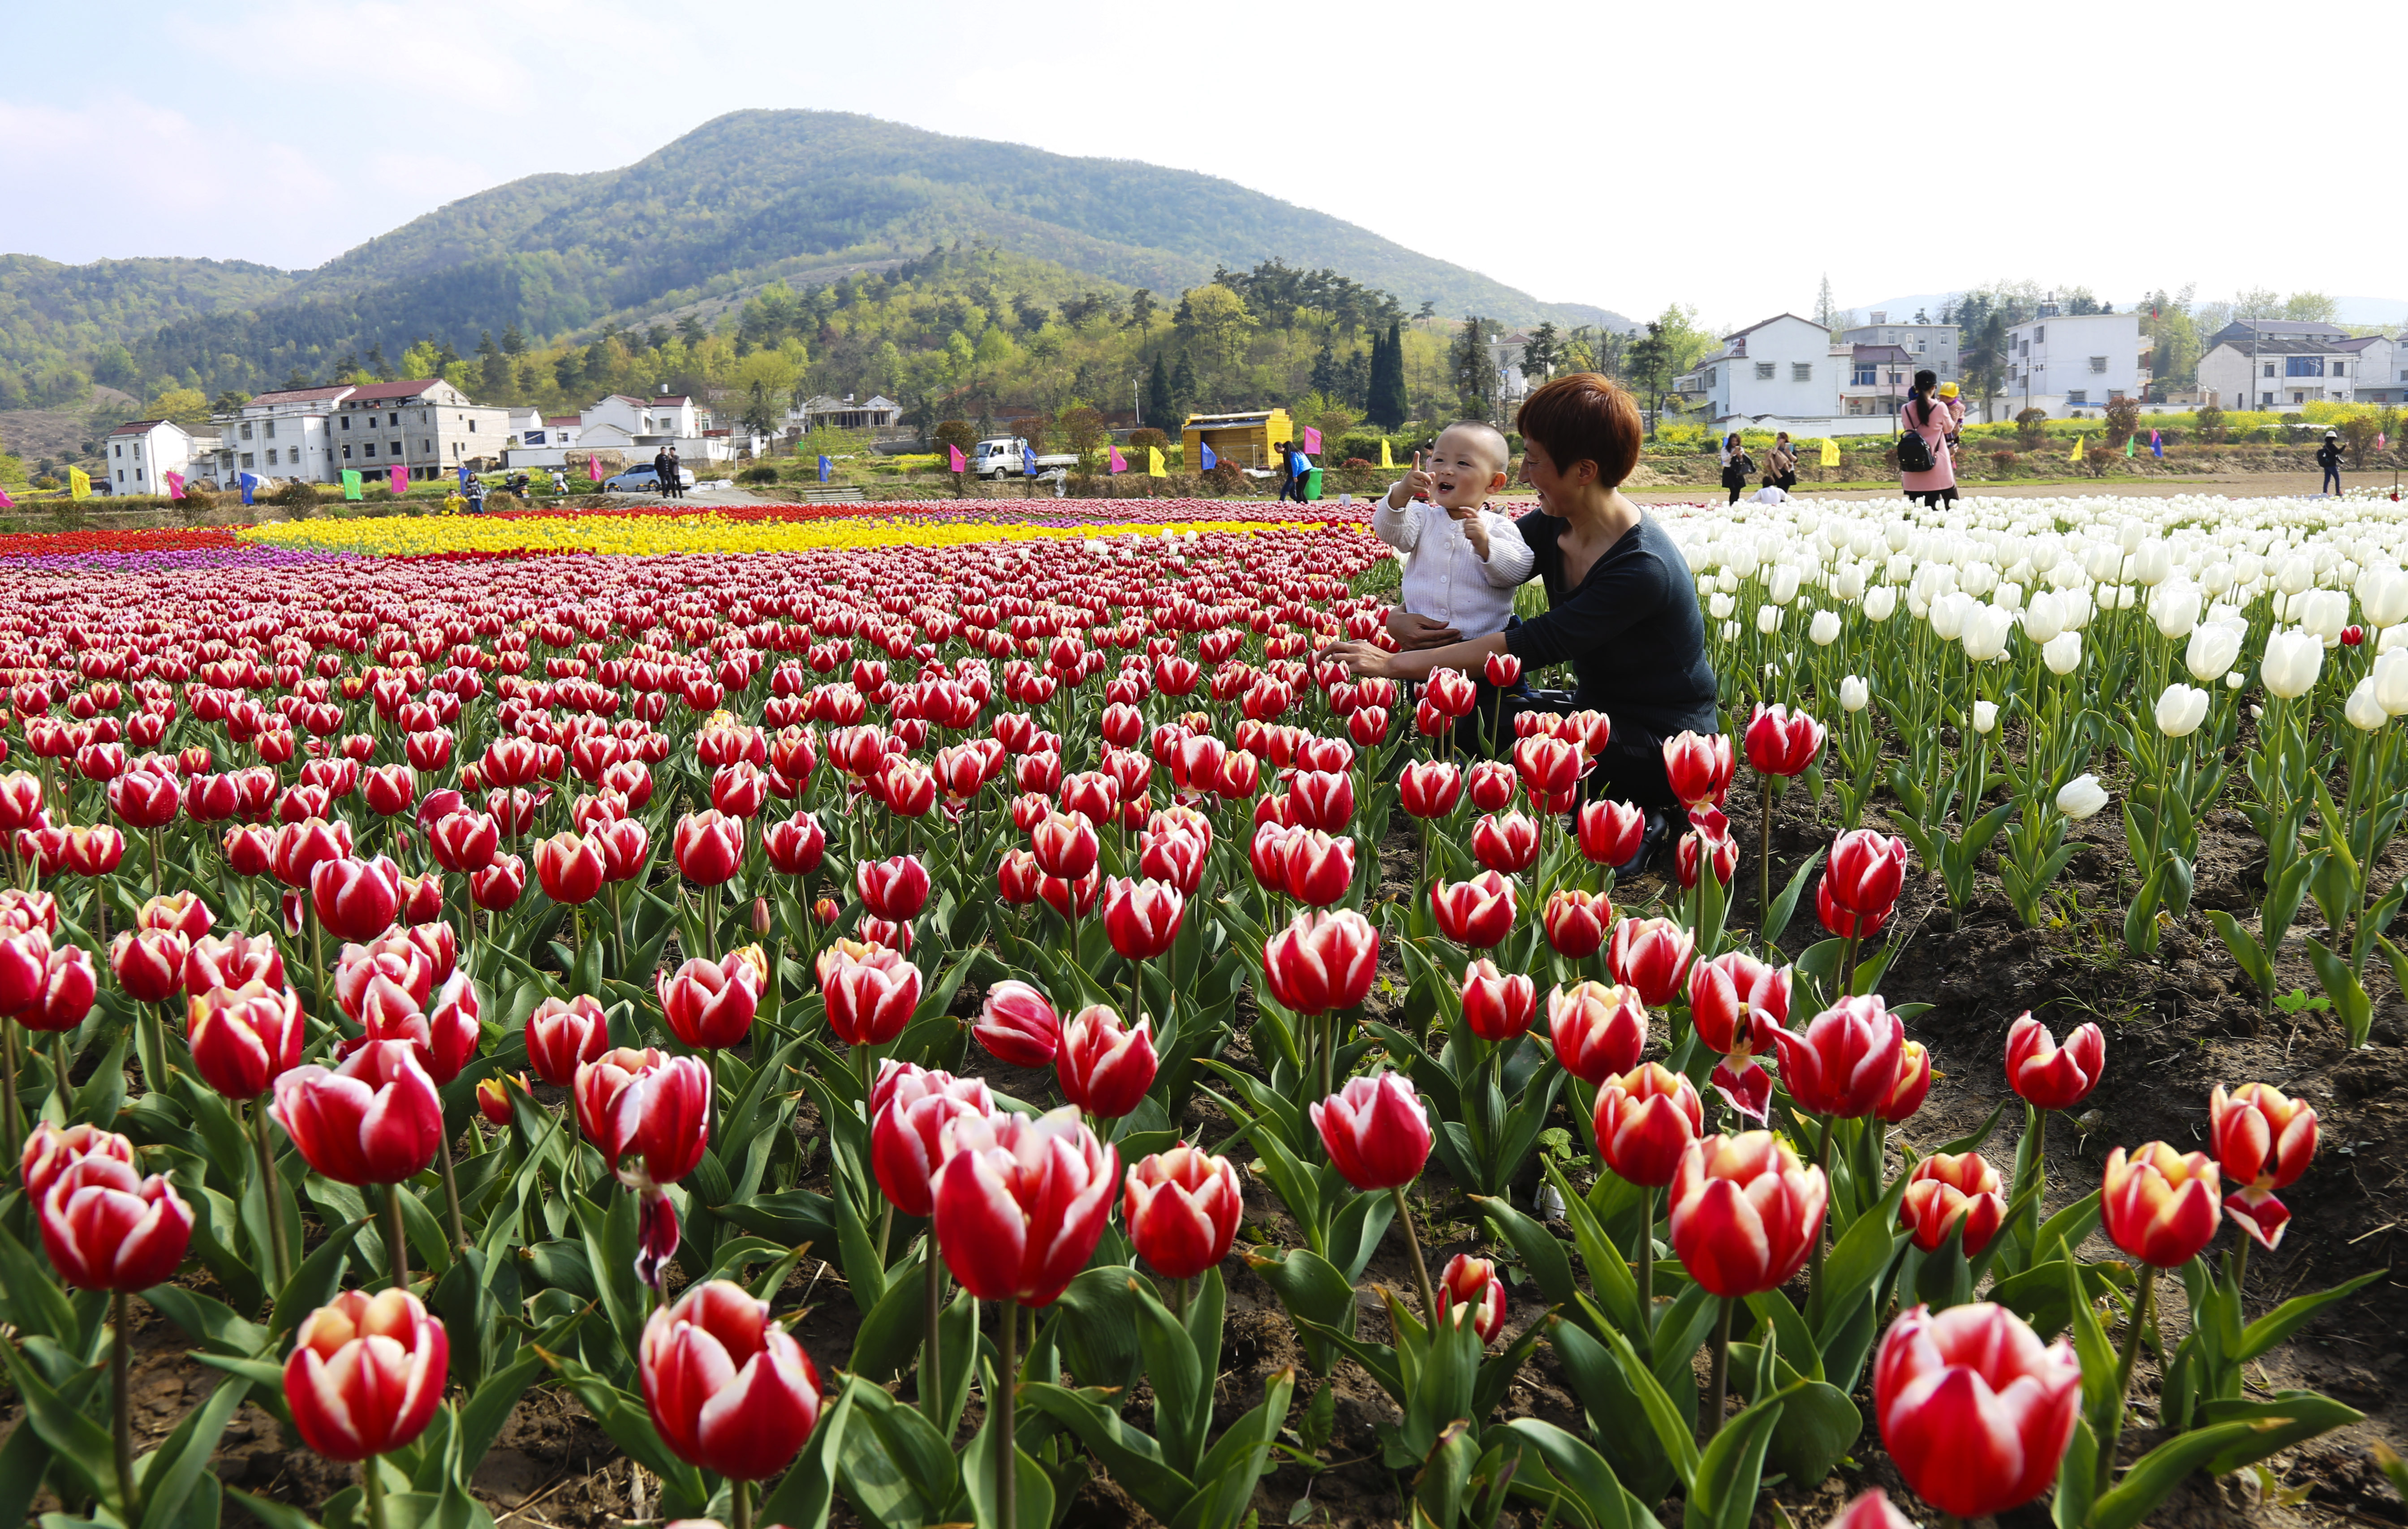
[389,464,408,495]
[947,443,967,472]
[164,472,185,501]
[1108,446,1128,474]
[586,454,603,482]
[1302,426,1322,454]
[0,485,13,509]
[2382,432,2391,451]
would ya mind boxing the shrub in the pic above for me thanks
[1341,457,1376,472]
[1990,449,2018,476]
[2103,396,2141,447]
[1200,461,1247,496]
[273,480,318,517]
[933,420,979,459]
[738,464,783,485]
[2015,408,2049,451]
[2195,404,2226,444]
[1127,427,1169,452]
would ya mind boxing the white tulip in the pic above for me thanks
[1757,605,1781,636]
[2184,622,2242,683]
[2261,630,2324,698]
[2361,567,2408,627]
[2299,589,2350,644]
[2155,683,2210,738]
[2149,582,2200,640]
[1835,563,1867,601]
[2346,678,2388,732]
[2042,631,2083,675]
[2374,649,2408,716]
[1809,610,1842,647]
[2022,592,2066,644]
[2055,773,2110,820]
[2118,519,2146,554]
[2227,671,2244,688]
[1709,592,1736,620]
[2131,541,2173,587]
[1973,700,1999,734]
[1768,563,1802,606]
[1721,620,1740,640]
[2061,585,2095,631]
[2276,554,2315,596]
[1962,606,2014,662]
[1862,586,1897,623]
[1839,674,1870,712]
[1994,581,2025,613]
[1929,591,1973,641]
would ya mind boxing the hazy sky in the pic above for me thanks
[7,0,2400,330]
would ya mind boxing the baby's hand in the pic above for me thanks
[1388,451,1437,509]
[1460,513,1492,559]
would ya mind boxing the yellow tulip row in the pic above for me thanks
[237,512,1362,558]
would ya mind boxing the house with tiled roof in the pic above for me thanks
[103,420,203,495]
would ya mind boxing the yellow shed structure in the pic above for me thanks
[1181,409,1293,470]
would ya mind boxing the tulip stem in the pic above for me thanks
[383,1182,410,1293]
[53,1031,74,1115]
[1636,1185,1656,1340]
[1391,1186,1437,1324]
[112,1289,138,1525]
[922,1253,946,1430]
[732,1476,751,1529]
[1806,1113,1835,1328]
[996,1298,1019,1529]
[0,1021,21,1156]
[436,1129,467,1253]
[1702,1294,1733,1442]
[2097,1265,2157,1498]
[252,1098,293,1291]
[1758,781,1774,924]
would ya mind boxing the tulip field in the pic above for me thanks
[1,490,2406,1529]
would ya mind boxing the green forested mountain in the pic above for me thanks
[0,255,296,407]
[4,110,1627,400]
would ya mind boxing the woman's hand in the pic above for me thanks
[1386,609,1461,650]
[1318,640,1398,679]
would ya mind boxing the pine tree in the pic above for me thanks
[1450,317,1496,423]
[1369,320,1409,428]
[1145,353,1174,428]
[1169,351,1198,417]
[500,323,526,356]
[1310,341,1340,398]
[1815,275,1838,332]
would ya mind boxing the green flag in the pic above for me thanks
[2124,433,2136,458]
[340,469,363,500]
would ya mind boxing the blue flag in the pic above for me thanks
[1200,443,1218,470]
[1022,445,1037,476]
[818,455,832,483]
[2150,429,2163,459]
[457,464,470,490]
[238,472,259,506]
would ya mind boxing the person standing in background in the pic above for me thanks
[1898,368,1964,507]
[1719,432,1753,506]
[2317,430,2344,495]
[1763,432,1797,492]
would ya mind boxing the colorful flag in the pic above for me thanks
[165,471,186,501]
[1379,438,1394,469]
[340,470,363,500]
[238,472,259,506]
[2070,434,2085,461]
[0,486,13,509]
[1200,443,1218,470]
[817,455,832,483]
[69,468,90,499]
[1022,444,1037,476]
[457,464,471,490]
[948,444,967,473]
[1302,426,1323,454]
[586,455,602,482]
[2150,429,2163,459]
[1108,446,1128,474]
[1819,438,1840,467]
[1147,446,1166,478]
[392,464,410,495]
[2124,434,2136,458]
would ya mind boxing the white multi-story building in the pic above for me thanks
[1676,314,1838,421]
[1838,315,1960,384]
[2338,335,2405,405]
[207,384,349,484]
[333,379,511,481]
[101,420,204,495]
[2198,335,2361,411]
[2001,312,2144,418]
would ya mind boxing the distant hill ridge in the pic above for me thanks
[0,110,1629,397]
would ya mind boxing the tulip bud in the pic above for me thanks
[1668,1131,1828,1298]
[284,1289,452,1462]
[37,1157,194,1293]
[1874,1302,2080,1519]
[935,1106,1119,1307]
[1057,1005,1158,1118]
[1437,1252,1507,1342]
[1312,1070,1433,1191]
[1593,1062,1703,1187]
[2100,1141,2222,1267]
[2004,1013,2104,1111]
[1124,1144,1243,1280]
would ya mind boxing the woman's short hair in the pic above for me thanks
[1517,374,1643,488]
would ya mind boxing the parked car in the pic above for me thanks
[969,436,1079,481]
[601,465,696,492]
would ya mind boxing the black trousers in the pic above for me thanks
[2323,467,2343,493]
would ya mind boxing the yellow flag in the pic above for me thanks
[1379,438,1394,470]
[2069,433,2085,461]
[69,468,90,499]
[1147,446,1166,478]
[1819,438,1840,467]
